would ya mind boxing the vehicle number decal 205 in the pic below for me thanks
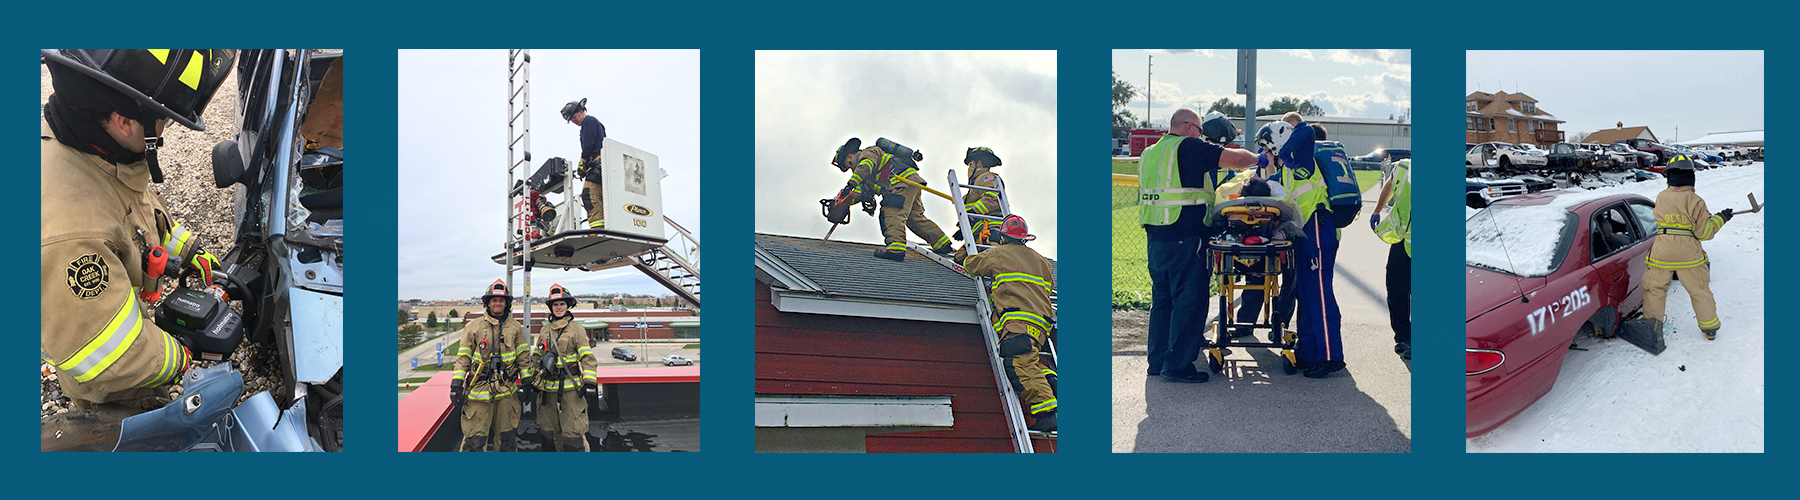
[1527,285,1591,335]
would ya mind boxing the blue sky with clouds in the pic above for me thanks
[1112,49,1411,127]
[396,50,700,300]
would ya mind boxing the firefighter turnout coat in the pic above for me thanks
[41,125,200,408]
[454,313,529,404]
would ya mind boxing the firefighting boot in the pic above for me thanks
[1703,327,1718,340]
[873,249,904,262]
[932,243,954,256]
[561,435,587,452]
[461,435,489,452]
[496,431,519,452]
[1029,410,1058,433]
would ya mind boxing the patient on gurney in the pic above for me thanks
[1209,177,1299,244]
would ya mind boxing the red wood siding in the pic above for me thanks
[755,283,1016,453]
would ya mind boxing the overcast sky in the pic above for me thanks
[755,51,1058,259]
[1467,51,1763,142]
[1113,49,1412,127]
[397,49,700,300]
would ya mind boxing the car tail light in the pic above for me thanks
[1467,349,1504,375]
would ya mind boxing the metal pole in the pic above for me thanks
[1146,55,1152,128]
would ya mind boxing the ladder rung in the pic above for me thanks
[510,86,526,99]
[968,214,1002,221]
[959,184,1004,193]
[510,108,527,124]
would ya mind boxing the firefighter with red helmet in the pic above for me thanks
[452,280,529,451]
[832,137,954,261]
[962,215,1057,432]
[40,49,235,416]
[525,284,600,451]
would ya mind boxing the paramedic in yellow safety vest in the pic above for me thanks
[1372,159,1411,360]
[1643,155,1733,339]
[962,215,1059,432]
[1140,109,1258,384]
[453,280,530,451]
[1260,112,1344,378]
[525,284,600,451]
[563,98,607,229]
[40,49,236,415]
[833,137,954,261]
[954,147,1006,264]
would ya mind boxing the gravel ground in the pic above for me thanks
[40,52,288,417]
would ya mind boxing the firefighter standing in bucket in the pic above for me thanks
[452,280,530,451]
[962,215,1057,432]
[1642,155,1731,339]
[832,137,955,261]
[563,98,607,229]
[40,49,235,415]
[953,147,1006,264]
[525,284,600,452]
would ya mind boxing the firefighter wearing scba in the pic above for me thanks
[1260,113,1345,378]
[453,280,530,451]
[953,147,1005,264]
[962,215,1058,432]
[1643,155,1732,339]
[563,98,607,229]
[524,284,600,452]
[833,137,954,261]
[40,49,235,412]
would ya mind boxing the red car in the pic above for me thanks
[1465,192,1655,437]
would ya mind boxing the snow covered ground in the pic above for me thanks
[1466,163,1765,453]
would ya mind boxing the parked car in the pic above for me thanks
[1605,142,1653,171]
[611,346,638,361]
[661,355,694,366]
[1543,142,1596,171]
[1466,192,1656,437]
[1617,139,1675,164]
[1468,142,1547,172]
[1467,177,1528,208]
[1508,173,1554,193]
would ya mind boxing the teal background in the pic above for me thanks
[10,8,1777,492]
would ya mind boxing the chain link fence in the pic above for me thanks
[1112,161,1150,309]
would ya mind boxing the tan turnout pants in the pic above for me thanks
[1643,264,1721,331]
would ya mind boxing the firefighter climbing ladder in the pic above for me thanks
[505,49,537,335]
[908,169,1053,453]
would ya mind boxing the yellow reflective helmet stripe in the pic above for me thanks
[60,294,146,383]
[148,49,170,64]
[178,52,205,90]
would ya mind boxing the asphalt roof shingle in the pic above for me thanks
[756,233,1056,307]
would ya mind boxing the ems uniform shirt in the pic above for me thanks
[1143,136,1225,242]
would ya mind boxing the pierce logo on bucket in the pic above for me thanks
[624,204,653,216]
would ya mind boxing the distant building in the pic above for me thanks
[1582,122,1660,145]
[1255,115,1410,158]
[1673,130,1763,147]
[1465,91,1563,145]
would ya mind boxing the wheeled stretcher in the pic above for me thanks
[1202,197,1302,375]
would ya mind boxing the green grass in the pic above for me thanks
[681,344,701,349]
[399,376,433,384]
[1112,158,1137,175]
[1355,170,1383,192]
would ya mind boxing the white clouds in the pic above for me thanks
[1333,76,1357,85]
[1328,49,1411,68]
[756,51,1059,259]
[1280,49,1315,60]
[1147,49,1221,57]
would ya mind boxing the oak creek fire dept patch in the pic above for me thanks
[67,253,108,299]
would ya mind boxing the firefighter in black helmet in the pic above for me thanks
[41,50,235,418]
[954,147,1005,264]
[563,98,608,229]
